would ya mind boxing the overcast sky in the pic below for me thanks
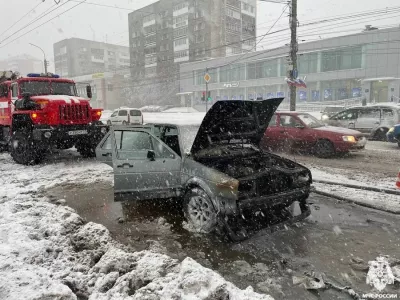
[0,0,399,72]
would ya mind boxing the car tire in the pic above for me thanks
[10,131,44,165]
[373,128,388,141]
[315,139,335,158]
[183,187,218,234]
[76,143,96,158]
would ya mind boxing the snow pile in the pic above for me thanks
[143,112,205,125]
[0,152,273,299]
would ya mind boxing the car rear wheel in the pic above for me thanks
[315,139,335,158]
[373,128,388,141]
[183,187,217,234]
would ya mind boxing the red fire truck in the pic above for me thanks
[0,71,108,165]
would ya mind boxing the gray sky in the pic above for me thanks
[0,0,399,72]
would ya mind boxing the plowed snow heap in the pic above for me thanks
[0,71,108,164]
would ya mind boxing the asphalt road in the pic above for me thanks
[44,180,400,300]
[279,141,399,177]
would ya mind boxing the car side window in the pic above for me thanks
[280,115,302,128]
[151,137,175,159]
[130,110,142,116]
[117,131,153,159]
[111,111,118,117]
[358,108,380,119]
[269,115,277,127]
[382,109,394,120]
[333,110,357,120]
[101,131,122,150]
[118,110,128,116]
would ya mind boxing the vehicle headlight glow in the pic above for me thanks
[388,127,395,133]
[342,136,356,143]
[321,114,329,120]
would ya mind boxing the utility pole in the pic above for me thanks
[289,0,298,111]
[29,43,48,73]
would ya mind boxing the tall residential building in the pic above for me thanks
[53,38,130,78]
[128,0,257,79]
[0,55,43,76]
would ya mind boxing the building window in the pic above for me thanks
[144,24,156,35]
[220,64,245,82]
[162,33,169,40]
[143,14,155,24]
[227,0,241,9]
[145,35,157,46]
[159,11,167,18]
[226,8,240,19]
[194,22,205,31]
[195,34,204,43]
[107,84,113,91]
[195,10,204,18]
[174,27,188,38]
[145,55,157,65]
[195,48,205,56]
[145,47,157,55]
[160,44,170,51]
[247,60,278,80]
[174,37,188,47]
[174,15,188,28]
[174,50,188,58]
[174,2,188,12]
[298,52,318,74]
[322,46,362,72]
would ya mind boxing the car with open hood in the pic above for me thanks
[95,99,312,241]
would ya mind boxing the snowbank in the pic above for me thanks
[311,166,400,213]
[0,153,273,299]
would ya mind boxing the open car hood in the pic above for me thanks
[191,98,284,155]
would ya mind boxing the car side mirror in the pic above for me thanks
[295,124,305,129]
[147,150,155,161]
[86,85,92,99]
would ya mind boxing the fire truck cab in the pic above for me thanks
[0,71,108,165]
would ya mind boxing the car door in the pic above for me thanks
[354,108,381,134]
[95,131,122,166]
[279,114,308,148]
[110,127,181,202]
[262,114,281,148]
[329,109,358,129]
[117,109,128,124]
[109,110,118,124]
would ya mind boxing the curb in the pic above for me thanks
[313,179,400,196]
[312,190,400,215]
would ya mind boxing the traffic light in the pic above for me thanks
[201,91,206,101]
[207,91,212,101]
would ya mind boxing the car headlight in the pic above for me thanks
[388,127,395,133]
[342,136,356,142]
[322,114,329,120]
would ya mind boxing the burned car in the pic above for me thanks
[96,99,311,241]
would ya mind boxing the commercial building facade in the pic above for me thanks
[53,38,130,78]
[0,55,43,76]
[179,26,400,109]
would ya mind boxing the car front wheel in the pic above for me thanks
[315,139,335,158]
[183,187,217,234]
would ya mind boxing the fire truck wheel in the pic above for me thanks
[10,131,44,165]
[76,143,96,158]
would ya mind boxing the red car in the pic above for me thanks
[261,112,367,157]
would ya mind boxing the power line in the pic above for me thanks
[0,0,44,39]
[0,0,71,45]
[0,0,88,49]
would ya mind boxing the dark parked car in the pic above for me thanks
[96,99,312,241]
[263,112,366,157]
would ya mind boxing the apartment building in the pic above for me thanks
[53,38,130,77]
[128,0,257,79]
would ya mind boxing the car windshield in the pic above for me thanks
[297,113,325,128]
[20,81,77,96]
[179,125,200,154]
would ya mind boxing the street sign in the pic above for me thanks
[204,73,211,83]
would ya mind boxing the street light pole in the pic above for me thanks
[289,0,298,111]
[29,43,48,74]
